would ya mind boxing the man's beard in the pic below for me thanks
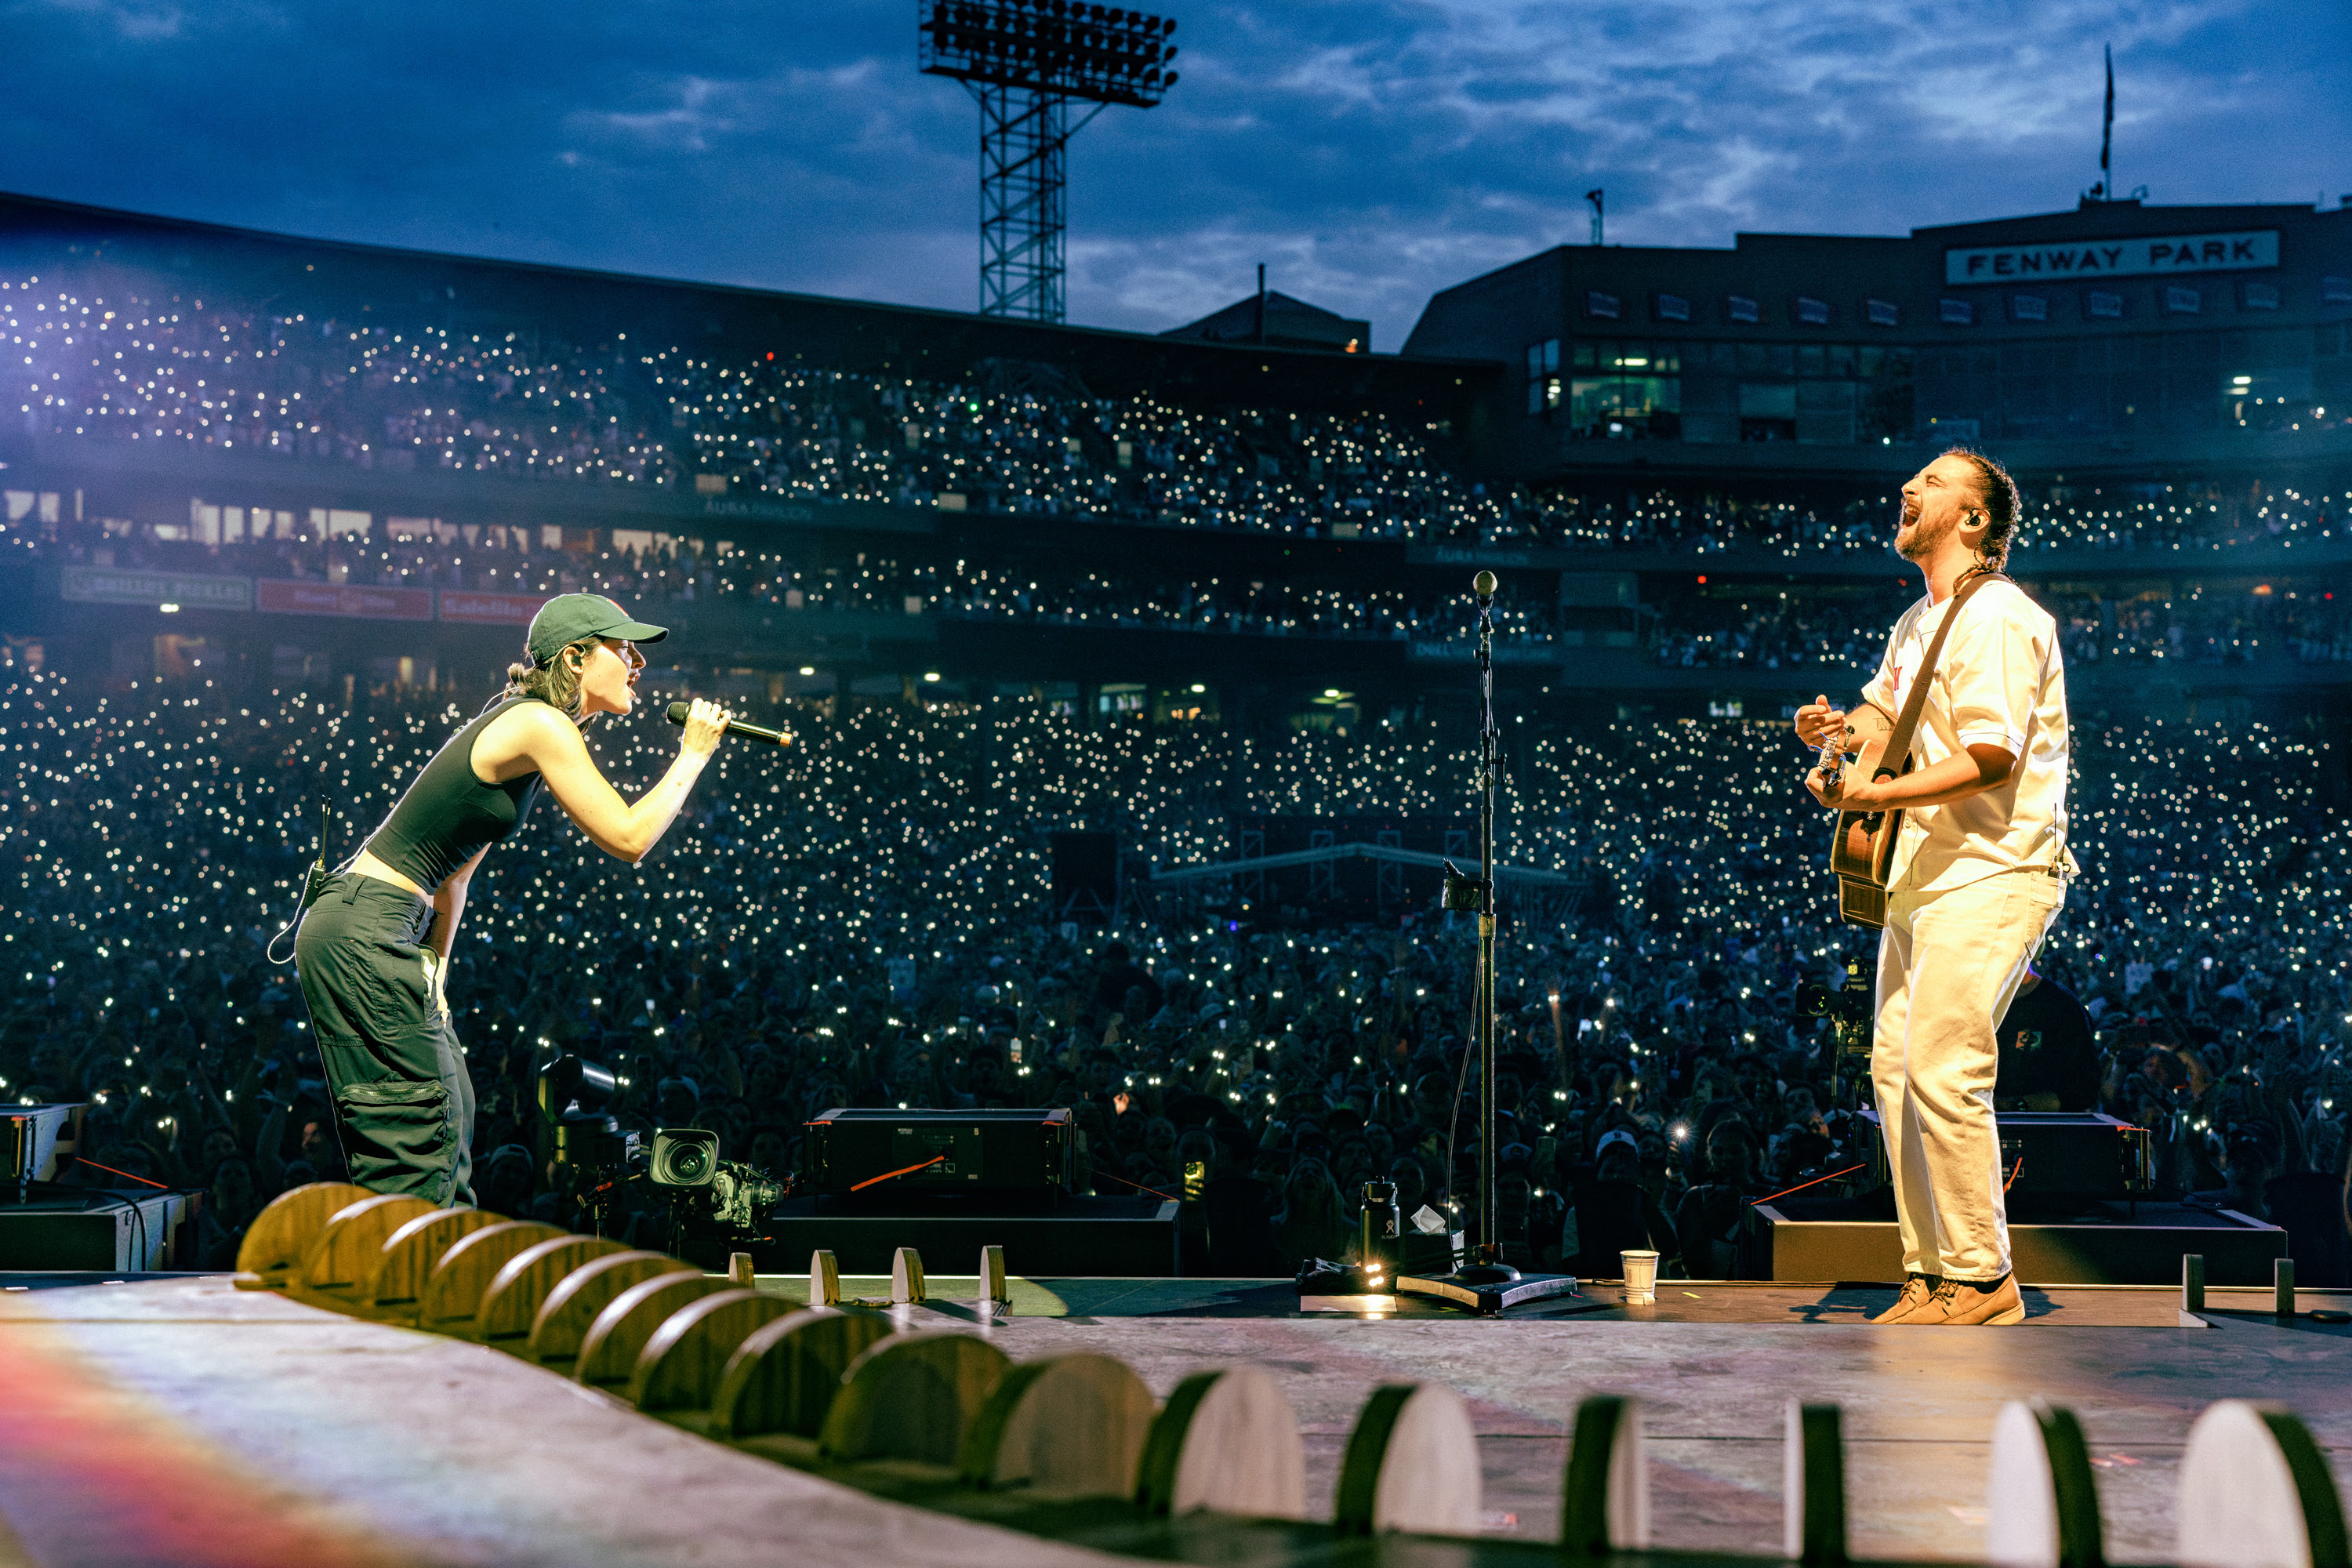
[1896,506,1955,562]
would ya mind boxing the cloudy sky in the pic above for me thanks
[6,0,2347,348]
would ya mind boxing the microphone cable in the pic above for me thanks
[267,800,336,965]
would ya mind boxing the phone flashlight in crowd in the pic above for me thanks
[1183,1160,1206,1203]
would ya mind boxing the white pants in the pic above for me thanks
[1871,869,2064,1282]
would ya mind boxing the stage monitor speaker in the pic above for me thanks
[1864,1109,2152,1201]
[0,1189,197,1271]
[804,1109,1074,1198]
[1050,830,1118,925]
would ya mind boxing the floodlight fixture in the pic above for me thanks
[922,2,1178,105]
[920,1,1181,321]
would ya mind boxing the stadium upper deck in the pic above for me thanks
[2,191,2347,719]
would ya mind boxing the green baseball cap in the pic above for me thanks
[525,593,670,666]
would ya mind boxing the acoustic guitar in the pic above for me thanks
[1814,566,2005,929]
[1815,704,1897,928]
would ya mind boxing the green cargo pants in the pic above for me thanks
[293,873,476,1207]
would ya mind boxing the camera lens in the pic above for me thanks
[664,1142,709,1183]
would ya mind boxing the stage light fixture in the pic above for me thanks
[535,1052,618,1124]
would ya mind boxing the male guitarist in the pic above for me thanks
[1794,448,2074,1327]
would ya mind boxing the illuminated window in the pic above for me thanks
[1524,338,1561,416]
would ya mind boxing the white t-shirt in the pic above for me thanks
[1859,577,2073,894]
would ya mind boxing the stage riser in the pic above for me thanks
[1765,1215,2287,1285]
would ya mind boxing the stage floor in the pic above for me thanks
[2,1272,2346,1567]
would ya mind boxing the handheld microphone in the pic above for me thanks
[1472,569,1497,602]
[666,701,790,746]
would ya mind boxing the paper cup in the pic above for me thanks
[1621,1250,1661,1303]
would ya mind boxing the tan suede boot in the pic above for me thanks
[1907,1273,2026,1325]
[1870,1274,1940,1324]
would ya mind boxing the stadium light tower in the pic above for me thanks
[920,2,1180,322]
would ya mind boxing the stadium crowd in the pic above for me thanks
[2,662,2344,1281]
[24,510,2352,673]
[9,273,2347,557]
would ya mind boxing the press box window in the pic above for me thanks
[1584,341,1682,373]
[1525,338,1562,416]
[1737,383,1797,442]
[1795,344,1858,378]
[1570,376,1679,437]
[1096,684,1147,715]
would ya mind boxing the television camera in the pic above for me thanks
[535,1054,786,1248]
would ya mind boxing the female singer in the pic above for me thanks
[294,593,731,1204]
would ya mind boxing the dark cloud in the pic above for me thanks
[5,0,2347,347]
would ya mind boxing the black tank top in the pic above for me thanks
[363,696,546,889]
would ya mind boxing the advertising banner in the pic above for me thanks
[438,590,551,626]
[60,567,252,611]
[255,579,434,621]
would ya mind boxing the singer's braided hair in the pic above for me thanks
[1941,445,2023,572]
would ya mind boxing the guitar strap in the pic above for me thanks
[1874,566,2005,784]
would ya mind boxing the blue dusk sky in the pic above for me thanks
[5,0,2347,348]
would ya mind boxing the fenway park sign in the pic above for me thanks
[1944,230,2278,285]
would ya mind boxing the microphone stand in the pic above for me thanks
[1393,572,1583,1316]
[1465,575,1508,1283]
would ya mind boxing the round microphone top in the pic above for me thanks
[1472,570,1497,598]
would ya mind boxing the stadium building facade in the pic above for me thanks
[1406,201,2352,483]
